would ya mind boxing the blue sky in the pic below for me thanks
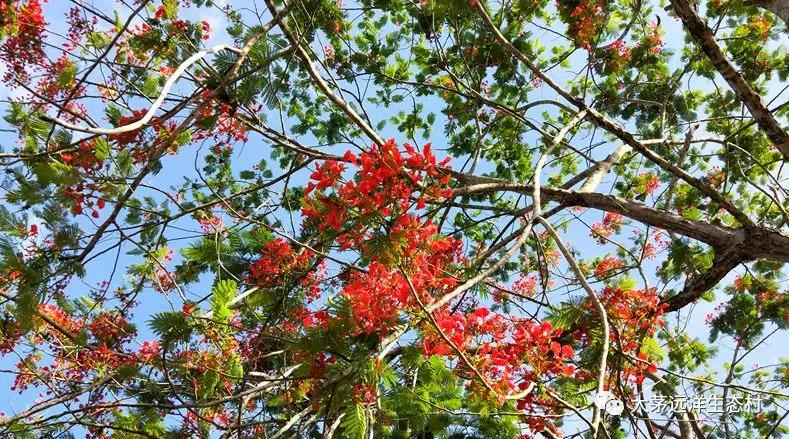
[0,0,785,436]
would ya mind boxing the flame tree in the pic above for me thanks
[0,0,787,438]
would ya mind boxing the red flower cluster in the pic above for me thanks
[502,319,575,377]
[153,5,168,20]
[602,39,631,72]
[706,166,726,188]
[605,39,630,59]
[343,262,410,334]
[305,160,345,195]
[200,20,211,40]
[87,311,133,344]
[194,90,249,142]
[597,286,665,333]
[593,255,625,280]
[640,22,664,55]
[137,340,161,363]
[590,212,624,244]
[637,172,660,196]
[1,0,46,83]
[301,140,460,336]
[63,178,108,218]
[0,0,13,25]
[61,138,103,171]
[38,303,83,335]
[511,274,538,297]
[199,216,226,235]
[582,285,665,384]
[247,238,319,301]
[110,109,149,146]
[422,307,576,400]
[557,0,604,50]
[293,307,330,330]
[352,383,377,404]
[340,217,461,335]
[303,140,451,234]
[65,5,94,49]
[149,247,175,293]
[37,53,79,99]
[9,304,149,392]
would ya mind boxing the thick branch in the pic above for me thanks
[454,178,789,263]
[670,0,789,160]
[662,226,789,311]
[474,0,756,226]
[750,0,789,24]
[661,244,742,312]
[577,144,632,193]
[455,178,789,311]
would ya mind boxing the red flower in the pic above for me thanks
[201,20,211,40]
[248,238,316,290]
[512,274,537,296]
[352,383,377,405]
[590,212,625,244]
[154,5,166,20]
[137,341,161,363]
[559,0,604,50]
[342,149,357,163]
[593,256,624,279]
[88,311,133,343]
[343,261,409,335]
[182,303,195,315]
[1,0,47,83]
[638,172,660,195]
[305,160,345,194]
[110,109,149,146]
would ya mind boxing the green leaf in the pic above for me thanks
[32,161,78,186]
[640,336,665,362]
[0,205,23,236]
[113,10,123,32]
[14,288,39,334]
[142,75,160,98]
[546,304,586,330]
[226,353,243,380]
[163,0,179,18]
[56,61,77,88]
[681,207,702,220]
[340,403,367,439]
[211,279,236,325]
[149,312,192,346]
[88,32,111,49]
[94,138,110,160]
[197,369,220,400]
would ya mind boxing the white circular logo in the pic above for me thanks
[593,391,624,416]
[605,398,624,416]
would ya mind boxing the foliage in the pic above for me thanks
[0,0,786,438]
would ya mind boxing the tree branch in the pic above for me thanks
[536,217,610,437]
[474,0,757,227]
[661,244,742,312]
[670,0,789,160]
[42,45,242,135]
[262,0,385,147]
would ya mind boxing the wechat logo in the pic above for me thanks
[594,391,624,416]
